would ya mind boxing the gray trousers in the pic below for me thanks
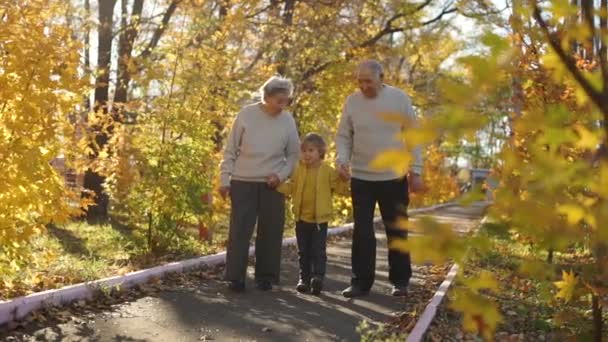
[224,180,286,283]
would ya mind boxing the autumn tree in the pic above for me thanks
[0,0,86,279]
[83,0,181,221]
[378,0,608,339]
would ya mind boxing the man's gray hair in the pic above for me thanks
[358,60,384,80]
[260,75,294,98]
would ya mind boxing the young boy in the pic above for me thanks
[278,133,348,295]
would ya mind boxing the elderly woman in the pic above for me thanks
[219,76,300,292]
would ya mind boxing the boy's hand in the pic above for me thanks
[338,164,351,181]
[266,174,280,188]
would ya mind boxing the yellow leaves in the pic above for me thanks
[573,125,600,150]
[450,287,503,340]
[541,50,568,82]
[518,260,554,281]
[556,202,597,230]
[410,144,460,207]
[554,270,578,302]
[449,270,502,340]
[597,163,608,198]
[463,270,499,292]
[549,0,579,18]
[389,216,465,264]
[369,149,412,175]
[377,112,408,124]
[556,204,585,225]
[1,0,85,269]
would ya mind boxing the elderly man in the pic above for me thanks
[336,60,424,298]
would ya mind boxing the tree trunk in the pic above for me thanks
[83,0,117,222]
[569,0,580,54]
[581,0,595,61]
[115,0,144,105]
[276,0,296,76]
[83,0,91,113]
[598,0,608,63]
[592,294,603,342]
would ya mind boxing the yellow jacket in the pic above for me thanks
[278,161,349,223]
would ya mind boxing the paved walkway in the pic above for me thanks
[9,203,485,342]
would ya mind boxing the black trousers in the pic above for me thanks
[224,180,285,284]
[350,177,411,290]
[295,221,328,282]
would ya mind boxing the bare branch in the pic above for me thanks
[244,47,267,73]
[599,0,608,95]
[420,6,457,26]
[299,0,454,82]
[360,2,455,48]
[459,3,510,18]
[245,3,275,18]
[139,0,181,59]
[300,61,334,81]
[532,3,605,110]
[581,0,596,60]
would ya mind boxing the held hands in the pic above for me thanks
[266,173,280,188]
[337,164,351,181]
[219,174,280,199]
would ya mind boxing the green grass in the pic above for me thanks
[0,219,224,301]
[462,236,605,339]
[1,201,352,301]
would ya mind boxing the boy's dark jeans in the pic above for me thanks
[295,221,328,282]
[350,177,411,291]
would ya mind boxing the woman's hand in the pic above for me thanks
[219,185,230,200]
[266,174,280,188]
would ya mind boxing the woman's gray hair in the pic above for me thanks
[358,60,384,80]
[259,75,294,99]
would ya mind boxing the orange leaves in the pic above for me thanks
[411,145,460,207]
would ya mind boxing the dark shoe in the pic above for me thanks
[311,277,323,295]
[256,280,272,291]
[342,285,369,298]
[391,285,408,297]
[227,280,245,293]
[296,279,309,293]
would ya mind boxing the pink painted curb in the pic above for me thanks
[405,201,492,341]
[406,263,460,342]
[0,202,454,326]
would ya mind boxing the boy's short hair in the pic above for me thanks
[301,133,327,159]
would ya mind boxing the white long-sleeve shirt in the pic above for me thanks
[335,85,423,181]
[220,103,300,187]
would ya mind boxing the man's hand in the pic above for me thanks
[218,186,230,200]
[409,173,424,194]
[337,164,351,181]
[266,174,280,188]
